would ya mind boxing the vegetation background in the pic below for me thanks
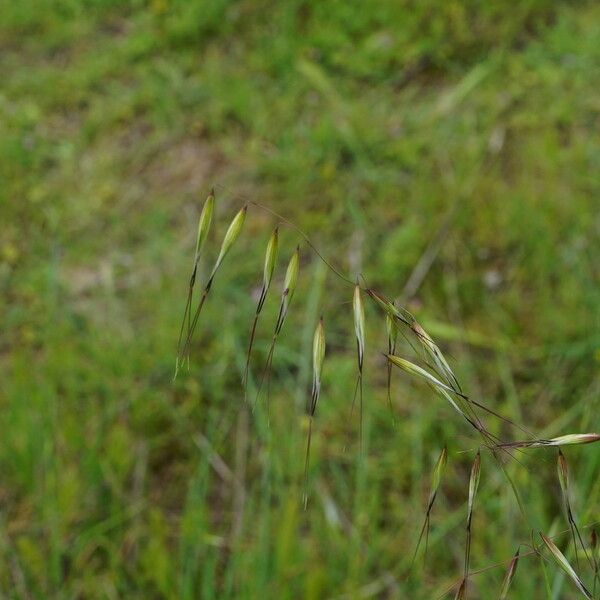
[1,0,599,598]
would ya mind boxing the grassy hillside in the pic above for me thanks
[1,1,599,597]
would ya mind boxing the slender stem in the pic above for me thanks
[303,416,313,510]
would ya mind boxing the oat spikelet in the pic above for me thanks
[255,246,300,410]
[365,289,412,326]
[182,204,247,363]
[386,355,467,399]
[557,450,593,571]
[194,189,215,264]
[464,450,481,582]
[412,320,461,393]
[208,204,247,284]
[539,532,592,599]
[499,433,600,449]
[412,446,448,564]
[498,547,520,600]
[243,228,279,398]
[175,190,215,378]
[352,284,366,446]
[303,317,325,509]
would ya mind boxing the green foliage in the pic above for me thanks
[1,0,599,598]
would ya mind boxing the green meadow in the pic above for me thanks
[1,1,599,597]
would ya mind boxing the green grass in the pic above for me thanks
[1,1,599,597]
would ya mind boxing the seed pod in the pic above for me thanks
[209,204,247,283]
[194,190,214,264]
[498,547,520,600]
[539,532,592,599]
[353,284,365,370]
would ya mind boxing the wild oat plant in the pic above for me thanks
[175,191,600,598]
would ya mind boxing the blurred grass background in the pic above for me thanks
[1,0,599,598]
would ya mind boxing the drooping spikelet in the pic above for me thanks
[244,228,279,397]
[207,204,247,288]
[499,548,520,600]
[539,532,592,599]
[385,312,398,414]
[255,246,300,408]
[352,284,366,444]
[175,190,215,378]
[499,433,600,449]
[304,317,326,509]
[464,450,481,582]
[181,204,247,366]
[412,446,448,564]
